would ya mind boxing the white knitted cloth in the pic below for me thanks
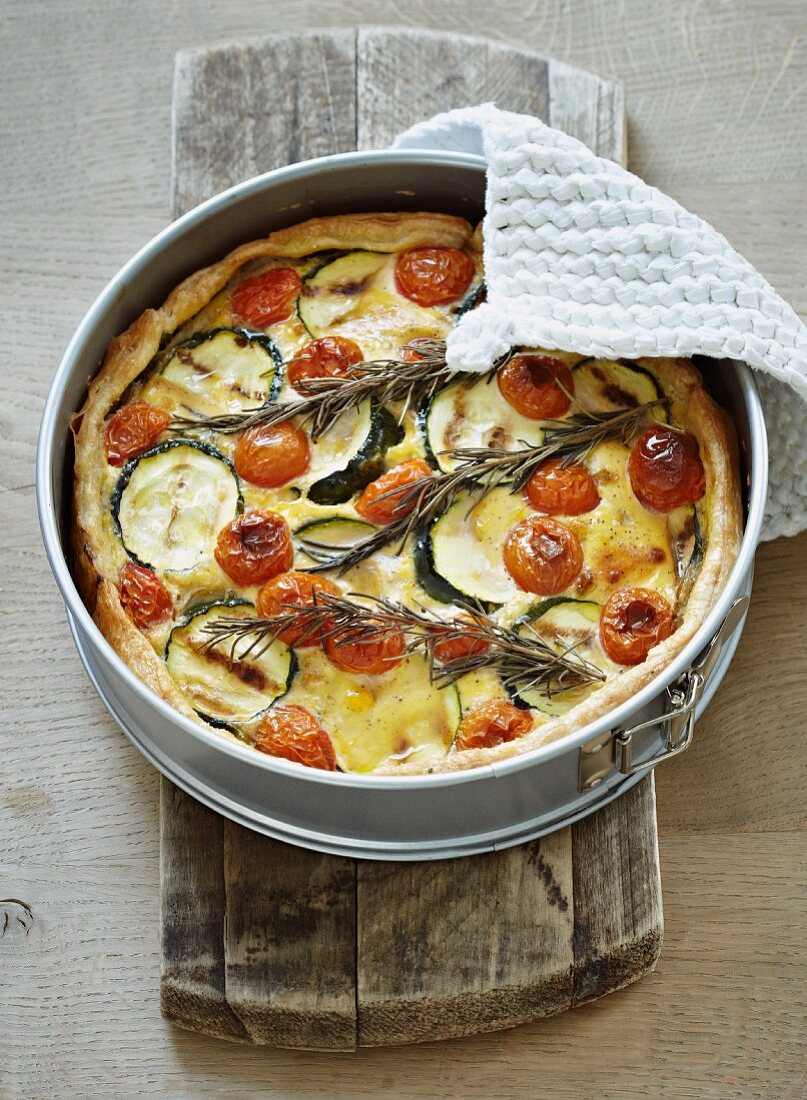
[394,105,807,541]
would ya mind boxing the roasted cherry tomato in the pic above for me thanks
[504,515,583,595]
[104,402,170,467]
[455,700,533,752]
[256,571,341,648]
[599,586,674,666]
[287,336,363,391]
[628,426,706,513]
[325,625,406,675]
[497,354,574,419]
[231,267,302,328]
[355,458,433,526]
[400,338,433,362]
[395,247,475,307]
[233,420,310,488]
[118,561,173,629]
[255,705,337,770]
[214,510,293,586]
[432,616,492,664]
[524,458,600,515]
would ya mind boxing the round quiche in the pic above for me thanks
[72,212,743,774]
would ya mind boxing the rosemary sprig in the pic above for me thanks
[171,338,474,439]
[299,399,665,573]
[201,592,605,698]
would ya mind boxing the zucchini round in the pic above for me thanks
[572,358,666,419]
[419,488,529,606]
[513,598,604,715]
[421,374,545,473]
[297,250,449,358]
[159,327,282,413]
[307,403,404,505]
[112,440,242,572]
[165,599,295,727]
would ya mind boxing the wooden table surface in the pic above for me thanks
[2,2,805,1096]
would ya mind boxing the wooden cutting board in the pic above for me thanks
[160,26,661,1051]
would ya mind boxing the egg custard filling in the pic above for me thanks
[72,212,742,774]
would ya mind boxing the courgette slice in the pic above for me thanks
[417,487,530,606]
[307,403,404,505]
[286,650,461,772]
[113,440,241,573]
[421,374,545,473]
[513,598,604,715]
[573,358,667,420]
[294,516,376,552]
[297,250,450,358]
[165,600,295,727]
[159,327,282,413]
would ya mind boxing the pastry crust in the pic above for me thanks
[72,211,742,773]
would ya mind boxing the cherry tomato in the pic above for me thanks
[455,700,533,751]
[524,458,600,515]
[255,705,337,770]
[118,561,173,629]
[231,267,302,328]
[287,336,363,391]
[233,420,310,488]
[628,427,706,513]
[497,354,574,419]
[432,616,492,663]
[355,459,433,526]
[256,571,341,648]
[104,402,170,466]
[504,515,583,595]
[599,586,674,666]
[401,339,431,362]
[325,625,406,675]
[395,247,475,307]
[214,510,293,586]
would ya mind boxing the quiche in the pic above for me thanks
[72,212,742,775]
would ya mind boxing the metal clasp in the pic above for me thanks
[579,596,749,791]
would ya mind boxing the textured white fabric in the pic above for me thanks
[394,104,807,541]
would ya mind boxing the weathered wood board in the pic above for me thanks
[161,27,659,1050]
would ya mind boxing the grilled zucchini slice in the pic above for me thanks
[513,598,604,715]
[297,250,449,359]
[422,374,545,473]
[307,403,403,505]
[166,600,295,727]
[572,358,666,419]
[417,487,530,606]
[113,440,241,572]
[159,327,282,413]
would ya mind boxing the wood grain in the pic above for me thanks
[2,1,805,1094]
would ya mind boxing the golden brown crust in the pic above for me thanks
[73,211,742,773]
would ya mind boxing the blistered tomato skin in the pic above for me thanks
[119,561,173,629]
[255,705,337,770]
[231,268,302,328]
[503,515,583,595]
[287,336,363,390]
[355,459,433,526]
[455,701,533,751]
[214,510,294,586]
[432,620,492,664]
[524,459,600,515]
[497,355,574,420]
[104,402,171,466]
[256,572,341,648]
[628,427,706,513]
[395,247,476,307]
[325,627,406,675]
[233,420,310,488]
[599,586,674,665]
